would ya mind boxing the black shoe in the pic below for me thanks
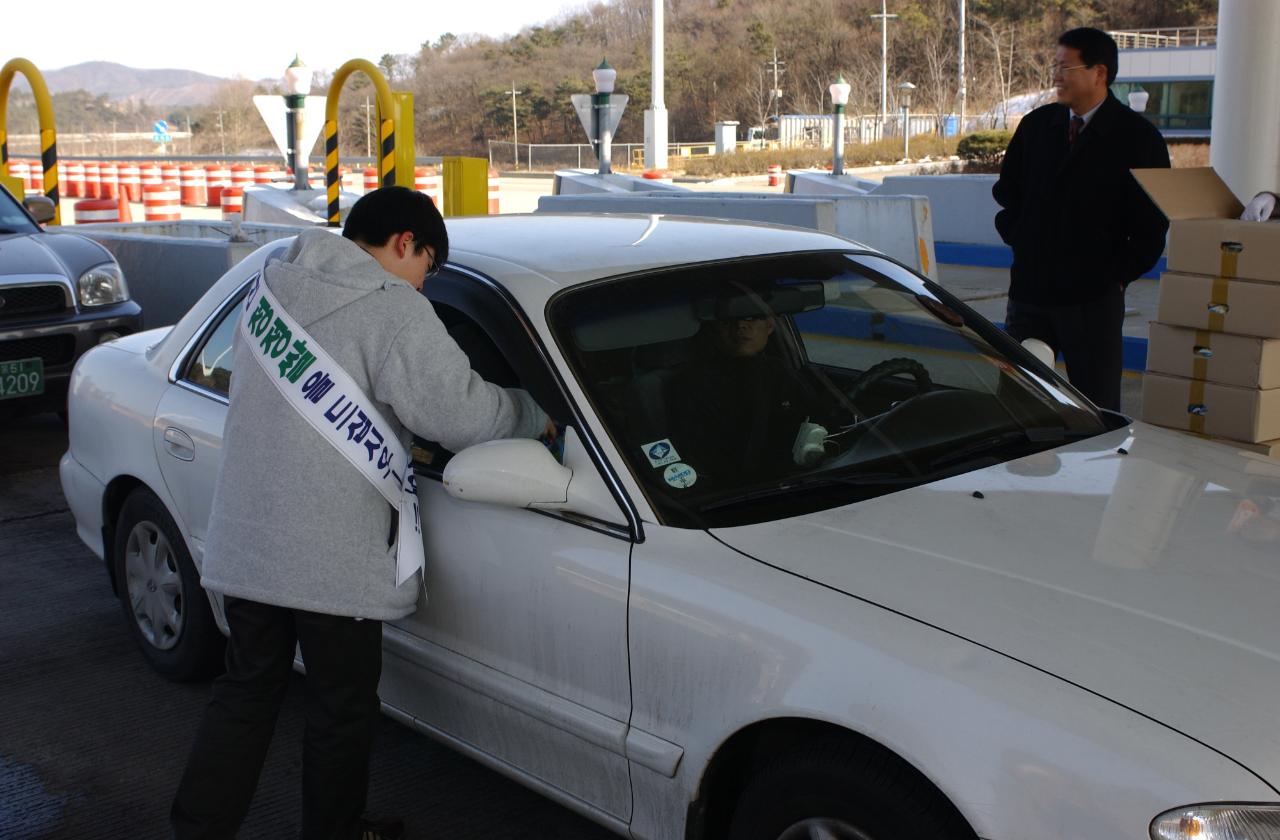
[359,814,405,840]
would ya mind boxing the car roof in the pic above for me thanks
[445,213,866,304]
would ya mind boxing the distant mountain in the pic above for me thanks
[38,62,241,106]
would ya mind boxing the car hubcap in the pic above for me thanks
[778,819,876,840]
[124,521,183,650]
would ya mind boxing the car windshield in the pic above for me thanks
[0,184,39,234]
[550,251,1111,528]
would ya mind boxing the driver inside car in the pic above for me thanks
[660,310,828,488]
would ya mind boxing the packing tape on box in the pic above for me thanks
[1208,242,1243,331]
[1187,377,1208,435]
[1192,329,1213,380]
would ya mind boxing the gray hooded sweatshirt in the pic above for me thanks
[200,229,548,620]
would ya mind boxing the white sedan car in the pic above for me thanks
[60,215,1280,840]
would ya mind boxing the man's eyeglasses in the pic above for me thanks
[1051,62,1091,76]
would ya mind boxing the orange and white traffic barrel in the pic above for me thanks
[140,163,162,189]
[63,161,85,198]
[642,169,674,185]
[219,186,243,219]
[118,164,142,202]
[362,167,379,194]
[231,164,254,190]
[143,182,181,221]
[253,165,274,185]
[160,163,181,190]
[487,168,500,214]
[179,165,207,207]
[767,164,782,187]
[73,197,122,224]
[29,160,44,196]
[83,160,101,198]
[414,166,442,207]
[205,164,231,206]
[99,162,120,199]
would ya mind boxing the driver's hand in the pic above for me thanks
[1242,191,1278,222]
[792,421,829,466]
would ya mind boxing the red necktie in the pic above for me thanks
[1069,115,1084,145]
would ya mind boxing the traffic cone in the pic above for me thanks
[117,194,132,223]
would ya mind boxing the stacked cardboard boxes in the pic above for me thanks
[1133,167,1280,458]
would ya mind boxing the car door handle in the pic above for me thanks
[163,427,196,462]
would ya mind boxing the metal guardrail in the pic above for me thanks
[1108,27,1217,49]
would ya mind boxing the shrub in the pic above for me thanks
[956,130,1014,165]
[677,134,959,178]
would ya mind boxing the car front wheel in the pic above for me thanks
[113,488,224,681]
[728,740,975,840]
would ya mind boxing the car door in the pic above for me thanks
[379,269,638,822]
[152,286,246,563]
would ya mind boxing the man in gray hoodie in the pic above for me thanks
[171,187,551,839]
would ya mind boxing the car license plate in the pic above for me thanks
[0,358,44,400]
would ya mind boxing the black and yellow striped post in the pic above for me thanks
[323,59,397,227]
[1,58,60,224]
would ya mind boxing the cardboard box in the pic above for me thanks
[1142,372,1280,443]
[1133,167,1280,284]
[1156,272,1280,338]
[1147,322,1280,388]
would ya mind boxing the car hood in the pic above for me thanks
[712,422,1280,787]
[0,230,112,281]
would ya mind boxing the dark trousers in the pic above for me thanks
[1004,284,1126,412]
[171,597,384,840]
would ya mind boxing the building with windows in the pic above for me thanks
[1109,27,1216,138]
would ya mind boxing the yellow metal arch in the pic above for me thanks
[1,58,60,224]
[324,59,397,226]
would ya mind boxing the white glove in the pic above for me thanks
[792,421,829,466]
[1241,191,1278,222]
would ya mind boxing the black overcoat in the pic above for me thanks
[992,92,1171,306]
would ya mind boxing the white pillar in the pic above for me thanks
[644,0,669,170]
[1210,0,1280,199]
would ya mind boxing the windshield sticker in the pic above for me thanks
[642,438,681,468]
[664,462,698,489]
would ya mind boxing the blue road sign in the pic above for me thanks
[153,119,168,135]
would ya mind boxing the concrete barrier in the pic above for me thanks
[871,174,1002,246]
[54,220,307,327]
[552,170,688,195]
[537,190,936,279]
[242,185,360,226]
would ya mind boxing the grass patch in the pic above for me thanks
[679,136,961,178]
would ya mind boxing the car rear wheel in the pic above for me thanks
[727,740,974,840]
[113,488,224,681]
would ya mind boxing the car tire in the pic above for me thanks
[113,488,224,682]
[727,740,975,840]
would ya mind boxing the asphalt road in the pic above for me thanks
[0,413,615,840]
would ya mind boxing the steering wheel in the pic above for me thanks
[845,357,933,406]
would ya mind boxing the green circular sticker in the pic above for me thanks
[663,462,697,489]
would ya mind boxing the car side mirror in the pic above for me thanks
[443,438,572,508]
[24,195,56,224]
[1021,338,1056,370]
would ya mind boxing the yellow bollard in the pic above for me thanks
[442,157,491,217]
[1,58,60,223]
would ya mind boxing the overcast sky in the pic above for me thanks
[21,0,587,80]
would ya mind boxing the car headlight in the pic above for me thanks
[77,262,129,307]
[1152,805,1280,839]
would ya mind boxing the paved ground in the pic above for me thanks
[0,415,616,839]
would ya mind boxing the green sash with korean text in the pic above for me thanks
[239,271,425,586]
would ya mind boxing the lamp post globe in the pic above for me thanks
[1128,89,1150,112]
[283,56,313,190]
[829,74,851,176]
[592,59,617,175]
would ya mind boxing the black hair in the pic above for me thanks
[342,185,449,269]
[1058,27,1119,85]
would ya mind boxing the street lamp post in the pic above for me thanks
[870,0,899,140]
[593,59,617,175]
[829,75,851,176]
[504,81,523,169]
[897,81,915,161]
[283,56,313,191]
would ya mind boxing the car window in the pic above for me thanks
[411,299,565,474]
[182,296,241,397]
[0,185,40,234]
[549,251,1110,529]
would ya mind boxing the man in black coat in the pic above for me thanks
[993,27,1169,411]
